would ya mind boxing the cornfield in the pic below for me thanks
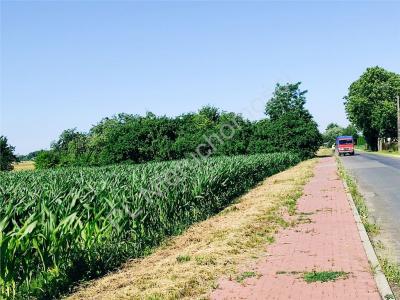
[0,153,299,299]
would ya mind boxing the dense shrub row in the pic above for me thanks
[34,83,322,168]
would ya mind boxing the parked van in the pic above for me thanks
[336,136,354,156]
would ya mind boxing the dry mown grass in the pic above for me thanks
[12,161,35,171]
[66,159,317,300]
[316,147,333,158]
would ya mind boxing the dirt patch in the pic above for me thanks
[66,159,317,300]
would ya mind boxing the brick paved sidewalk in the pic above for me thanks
[211,157,380,300]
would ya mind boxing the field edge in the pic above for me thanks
[66,158,317,300]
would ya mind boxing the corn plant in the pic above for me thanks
[0,153,299,299]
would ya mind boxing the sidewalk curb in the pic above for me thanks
[342,179,394,300]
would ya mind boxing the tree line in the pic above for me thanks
[1,82,323,171]
[3,67,398,171]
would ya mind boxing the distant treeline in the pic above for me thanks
[35,82,323,169]
[17,151,41,162]
[322,123,360,147]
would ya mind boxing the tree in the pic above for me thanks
[326,123,340,130]
[198,105,220,123]
[51,128,84,152]
[0,136,17,171]
[60,132,89,166]
[344,66,400,150]
[265,82,308,120]
[249,112,322,159]
[323,124,344,146]
[342,124,359,141]
[34,150,60,169]
[250,82,322,159]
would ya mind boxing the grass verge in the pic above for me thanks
[337,158,400,298]
[66,159,317,300]
[377,150,400,157]
[356,148,400,158]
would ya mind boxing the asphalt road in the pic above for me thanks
[341,152,400,262]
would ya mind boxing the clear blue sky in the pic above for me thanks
[1,1,399,154]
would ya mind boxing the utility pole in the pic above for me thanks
[398,95,400,154]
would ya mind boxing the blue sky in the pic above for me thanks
[1,1,399,154]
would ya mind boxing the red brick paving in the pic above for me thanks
[211,157,380,300]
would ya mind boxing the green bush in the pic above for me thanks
[34,150,60,169]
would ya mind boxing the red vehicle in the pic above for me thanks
[336,136,354,156]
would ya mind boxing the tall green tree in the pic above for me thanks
[322,123,344,146]
[250,82,322,159]
[344,66,400,150]
[326,123,340,130]
[342,124,359,141]
[51,128,84,152]
[265,82,308,120]
[0,135,17,171]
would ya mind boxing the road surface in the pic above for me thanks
[341,151,400,263]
